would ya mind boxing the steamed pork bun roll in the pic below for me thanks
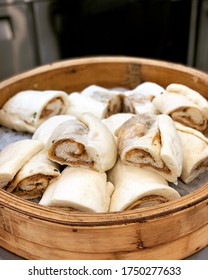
[39,166,114,213]
[108,159,180,212]
[153,84,208,134]
[47,113,117,172]
[66,92,108,119]
[0,139,44,189]
[123,82,165,114]
[102,113,135,142]
[116,113,183,183]
[32,115,76,145]
[5,149,61,199]
[81,85,123,117]
[175,122,208,183]
[0,90,69,133]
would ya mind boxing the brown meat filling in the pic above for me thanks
[126,195,169,210]
[7,174,55,199]
[40,97,64,118]
[6,174,55,193]
[196,158,208,170]
[51,139,94,167]
[171,108,207,131]
[126,148,170,174]
[106,96,122,117]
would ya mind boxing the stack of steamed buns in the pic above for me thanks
[0,82,208,213]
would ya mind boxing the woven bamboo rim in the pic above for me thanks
[0,57,208,259]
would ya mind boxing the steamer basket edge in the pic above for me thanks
[0,56,208,260]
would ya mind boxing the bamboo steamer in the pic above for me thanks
[0,56,208,260]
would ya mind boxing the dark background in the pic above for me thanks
[50,0,192,64]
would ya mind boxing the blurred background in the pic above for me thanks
[0,0,207,81]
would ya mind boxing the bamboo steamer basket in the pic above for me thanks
[0,56,208,260]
